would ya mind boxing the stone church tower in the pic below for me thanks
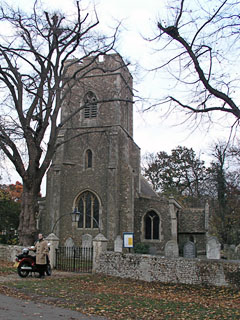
[41,53,208,254]
[42,54,141,247]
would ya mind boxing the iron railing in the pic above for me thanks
[55,246,93,273]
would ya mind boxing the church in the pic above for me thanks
[40,54,208,255]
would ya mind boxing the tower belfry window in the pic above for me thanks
[84,91,97,119]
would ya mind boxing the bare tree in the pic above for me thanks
[209,141,240,243]
[149,0,240,129]
[0,1,127,245]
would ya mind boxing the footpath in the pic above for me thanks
[0,272,107,320]
[0,293,107,320]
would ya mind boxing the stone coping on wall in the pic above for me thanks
[95,252,240,288]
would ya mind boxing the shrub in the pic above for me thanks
[134,243,149,254]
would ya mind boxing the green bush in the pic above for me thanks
[134,243,149,254]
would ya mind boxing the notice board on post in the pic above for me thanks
[123,232,134,248]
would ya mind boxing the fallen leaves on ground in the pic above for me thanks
[0,261,240,319]
[0,260,16,275]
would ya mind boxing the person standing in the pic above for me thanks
[31,233,49,278]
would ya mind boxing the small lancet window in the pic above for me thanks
[84,91,97,119]
[145,211,160,240]
[85,149,93,168]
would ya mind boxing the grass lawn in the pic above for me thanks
[0,260,240,319]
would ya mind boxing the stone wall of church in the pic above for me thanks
[178,207,207,255]
[134,196,172,253]
[63,55,133,136]
[43,126,139,247]
[42,54,137,247]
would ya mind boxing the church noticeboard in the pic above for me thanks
[123,233,134,248]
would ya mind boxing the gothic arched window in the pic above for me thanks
[144,211,160,240]
[77,191,99,229]
[85,149,93,168]
[84,91,97,119]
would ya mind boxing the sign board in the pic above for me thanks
[123,232,134,248]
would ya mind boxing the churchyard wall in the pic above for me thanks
[1,240,240,288]
[0,244,24,262]
[95,251,240,287]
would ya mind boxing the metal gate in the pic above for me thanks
[55,247,93,273]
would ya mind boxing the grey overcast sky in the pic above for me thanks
[1,0,234,189]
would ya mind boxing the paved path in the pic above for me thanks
[0,293,107,320]
[0,271,107,320]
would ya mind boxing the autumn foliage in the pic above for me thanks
[0,181,22,244]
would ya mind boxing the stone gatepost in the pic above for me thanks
[46,233,59,268]
[92,233,108,272]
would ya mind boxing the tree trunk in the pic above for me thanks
[18,183,40,246]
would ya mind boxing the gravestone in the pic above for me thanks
[235,244,240,259]
[65,237,74,247]
[206,236,221,259]
[82,234,93,258]
[114,235,123,253]
[164,240,179,258]
[82,234,93,248]
[183,241,196,258]
[64,237,75,257]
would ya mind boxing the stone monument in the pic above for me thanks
[183,241,196,258]
[114,235,123,253]
[206,236,221,259]
[164,240,179,258]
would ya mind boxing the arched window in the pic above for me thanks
[84,91,97,119]
[77,191,99,229]
[85,149,93,168]
[144,211,159,240]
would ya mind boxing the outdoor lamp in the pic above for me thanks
[71,208,81,222]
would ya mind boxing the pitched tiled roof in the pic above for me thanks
[140,175,159,198]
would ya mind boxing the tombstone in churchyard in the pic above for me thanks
[235,244,240,254]
[65,237,74,247]
[183,241,196,258]
[114,235,123,253]
[82,234,93,248]
[235,244,240,259]
[64,237,75,257]
[82,234,93,258]
[165,240,179,258]
[206,236,221,259]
